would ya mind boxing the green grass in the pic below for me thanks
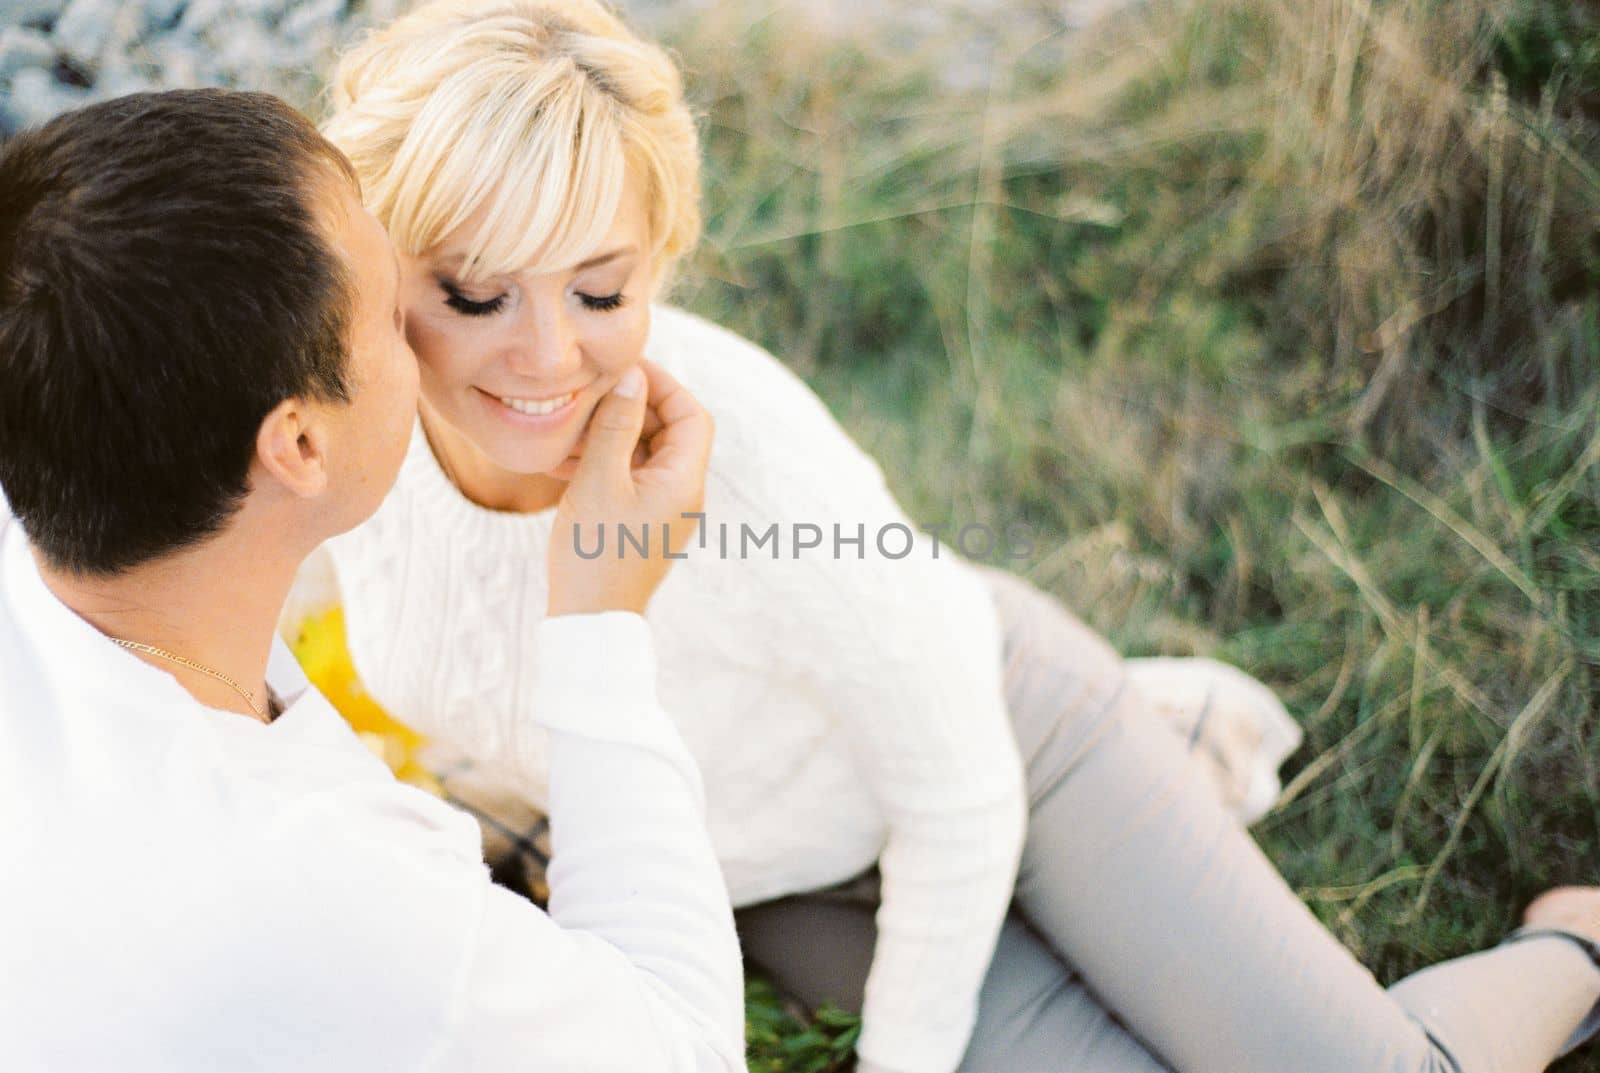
[745,978,862,1073]
[650,0,1600,1069]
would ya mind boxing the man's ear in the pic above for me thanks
[255,398,330,500]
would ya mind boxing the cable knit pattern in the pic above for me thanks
[317,305,1028,1073]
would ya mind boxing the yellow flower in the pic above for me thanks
[289,607,442,797]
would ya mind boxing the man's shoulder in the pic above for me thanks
[0,733,487,1068]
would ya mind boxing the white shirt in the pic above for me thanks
[319,305,1029,1073]
[0,507,744,1073]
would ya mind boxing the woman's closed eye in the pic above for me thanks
[441,280,505,317]
[439,279,629,317]
[578,291,627,312]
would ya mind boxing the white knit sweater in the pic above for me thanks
[320,305,1028,1073]
[1,507,744,1072]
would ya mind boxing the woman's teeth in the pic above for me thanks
[497,391,575,416]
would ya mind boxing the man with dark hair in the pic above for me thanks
[0,90,743,1072]
[0,90,360,576]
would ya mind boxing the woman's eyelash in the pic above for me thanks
[439,280,626,315]
[441,281,505,317]
[579,292,627,312]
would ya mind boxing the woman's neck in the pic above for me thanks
[420,404,567,514]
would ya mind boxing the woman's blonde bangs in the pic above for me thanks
[380,62,626,281]
[324,0,702,285]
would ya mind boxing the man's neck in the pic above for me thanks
[37,517,307,723]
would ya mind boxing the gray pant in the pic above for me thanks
[735,568,1600,1073]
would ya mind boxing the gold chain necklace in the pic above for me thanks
[108,637,274,724]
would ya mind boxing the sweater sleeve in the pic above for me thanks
[774,500,1027,1073]
[430,612,744,1072]
[660,310,1028,1073]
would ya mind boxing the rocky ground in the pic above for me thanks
[0,0,380,131]
[0,0,1132,134]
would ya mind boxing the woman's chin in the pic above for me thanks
[436,391,595,484]
[467,410,591,479]
[481,443,580,481]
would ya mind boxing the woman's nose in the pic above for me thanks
[507,302,580,379]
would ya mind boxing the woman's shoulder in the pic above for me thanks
[646,305,888,508]
[647,306,826,419]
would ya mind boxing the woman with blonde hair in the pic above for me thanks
[311,2,1600,1070]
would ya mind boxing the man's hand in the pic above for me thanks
[546,360,713,617]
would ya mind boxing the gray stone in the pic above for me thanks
[146,32,202,87]
[354,0,406,28]
[213,21,276,87]
[52,0,119,67]
[7,0,70,29]
[6,65,89,128]
[0,27,57,82]
[280,0,343,43]
[235,0,293,20]
[101,1,146,68]
[89,56,155,100]
[140,0,188,33]
[176,0,229,34]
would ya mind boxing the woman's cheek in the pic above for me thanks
[603,304,650,371]
[406,316,477,386]
[635,302,651,349]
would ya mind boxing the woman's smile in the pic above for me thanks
[476,384,588,428]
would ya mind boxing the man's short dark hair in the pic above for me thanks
[0,89,359,575]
